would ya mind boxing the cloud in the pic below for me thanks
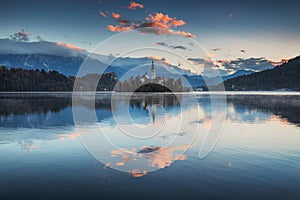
[127,1,144,10]
[146,12,186,27]
[0,39,87,57]
[188,57,231,76]
[211,48,221,52]
[156,42,168,47]
[147,55,170,66]
[9,29,31,42]
[156,42,188,50]
[118,19,131,25]
[111,12,120,19]
[35,36,44,41]
[172,45,187,50]
[219,57,275,71]
[188,58,210,65]
[106,11,195,38]
[55,42,84,51]
[107,25,133,32]
[137,27,195,38]
[188,57,277,76]
[99,10,107,18]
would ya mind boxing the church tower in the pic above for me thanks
[151,60,156,81]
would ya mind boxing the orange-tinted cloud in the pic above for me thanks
[174,30,195,38]
[106,11,195,38]
[137,27,195,38]
[55,42,84,51]
[112,12,120,19]
[146,12,186,27]
[99,10,107,18]
[147,55,171,66]
[107,25,133,32]
[139,12,194,37]
[270,59,289,66]
[127,1,144,10]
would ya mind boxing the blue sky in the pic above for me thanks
[1,0,299,62]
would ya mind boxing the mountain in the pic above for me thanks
[0,53,195,79]
[183,70,255,88]
[0,38,88,57]
[219,56,300,91]
[0,39,258,88]
[0,39,197,79]
[0,53,255,88]
[223,70,254,80]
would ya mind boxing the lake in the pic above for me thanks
[0,92,300,200]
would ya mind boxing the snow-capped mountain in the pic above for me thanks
[0,39,256,87]
[0,39,197,78]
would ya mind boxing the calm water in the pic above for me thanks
[0,92,300,200]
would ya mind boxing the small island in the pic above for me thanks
[134,83,172,92]
[114,60,188,92]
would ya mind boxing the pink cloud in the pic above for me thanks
[146,12,186,28]
[105,10,195,38]
[99,10,107,18]
[127,1,144,10]
[112,12,120,19]
[107,25,133,32]
[55,42,84,51]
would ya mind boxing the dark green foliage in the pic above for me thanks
[134,83,172,92]
[220,56,300,91]
[0,66,118,91]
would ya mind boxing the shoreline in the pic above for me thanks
[0,91,300,96]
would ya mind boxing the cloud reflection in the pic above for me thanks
[109,144,191,177]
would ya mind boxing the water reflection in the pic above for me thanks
[226,95,300,126]
[74,92,200,175]
[2,93,299,127]
[129,93,181,123]
[1,93,300,154]
[0,93,300,200]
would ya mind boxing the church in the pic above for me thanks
[140,60,164,85]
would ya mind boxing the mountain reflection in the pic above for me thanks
[0,93,300,128]
[226,95,300,126]
[0,94,71,117]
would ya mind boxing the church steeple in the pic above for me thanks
[151,59,156,81]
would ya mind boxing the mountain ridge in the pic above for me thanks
[218,56,300,91]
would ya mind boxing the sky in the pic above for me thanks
[0,0,300,73]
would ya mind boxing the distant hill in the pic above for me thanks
[185,70,255,89]
[219,56,300,91]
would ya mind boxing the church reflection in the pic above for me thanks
[128,93,181,123]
